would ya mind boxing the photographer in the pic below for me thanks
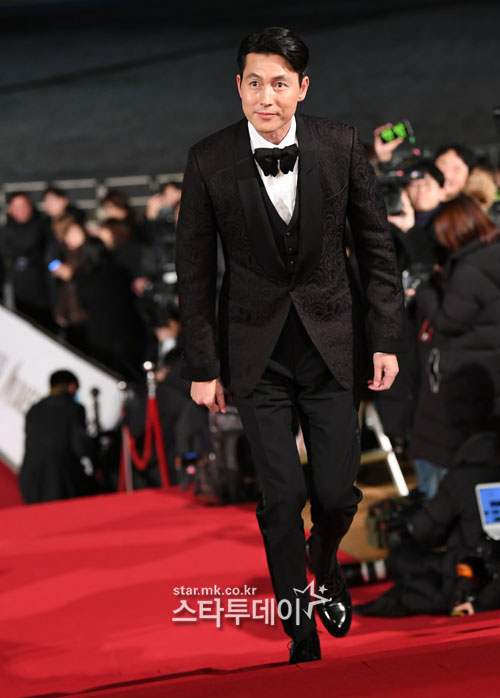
[389,159,447,272]
[354,419,500,617]
[375,161,446,452]
[131,182,182,311]
[355,360,500,617]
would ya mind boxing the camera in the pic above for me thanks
[378,170,410,216]
[365,490,426,548]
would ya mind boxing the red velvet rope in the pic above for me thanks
[119,396,171,490]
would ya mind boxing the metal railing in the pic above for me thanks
[0,172,183,224]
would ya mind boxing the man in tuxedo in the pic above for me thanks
[176,27,405,663]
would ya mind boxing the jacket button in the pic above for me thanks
[287,247,293,253]
[285,231,291,236]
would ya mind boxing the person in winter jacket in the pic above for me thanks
[0,192,54,330]
[19,370,96,503]
[410,194,500,497]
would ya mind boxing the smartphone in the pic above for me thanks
[380,120,415,144]
[48,259,62,272]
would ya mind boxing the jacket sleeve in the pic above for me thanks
[409,471,460,546]
[473,577,500,613]
[433,261,483,336]
[346,127,406,354]
[175,146,220,381]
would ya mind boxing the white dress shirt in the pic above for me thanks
[248,116,298,224]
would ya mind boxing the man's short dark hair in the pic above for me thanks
[237,27,309,83]
[434,144,475,172]
[7,191,32,206]
[43,186,68,200]
[406,158,445,188]
[50,370,79,390]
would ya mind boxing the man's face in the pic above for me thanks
[43,192,68,218]
[435,149,469,201]
[8,195,33,224]
[406,174,445,213]
[236,52,309,145]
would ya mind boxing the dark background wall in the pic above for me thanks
[1,0,498,180]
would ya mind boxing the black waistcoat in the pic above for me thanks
[257,176,300,278]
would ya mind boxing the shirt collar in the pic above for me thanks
[248,115,298,152]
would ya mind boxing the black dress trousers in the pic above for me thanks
[234,305,362,640]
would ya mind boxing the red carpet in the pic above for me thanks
[1,488,499,698]
[0,460,23,509]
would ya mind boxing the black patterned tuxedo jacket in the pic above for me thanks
[176,113,405,397]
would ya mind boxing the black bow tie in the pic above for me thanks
[253,144,299,177]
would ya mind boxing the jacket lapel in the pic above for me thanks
[234,119,289,282]
[292,113,323,286]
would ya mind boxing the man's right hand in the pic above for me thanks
[373,122,404,164]
[190,379,227,414]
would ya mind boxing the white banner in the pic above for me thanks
[0,306,123,470]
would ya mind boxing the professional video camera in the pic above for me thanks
[365,489,426,548]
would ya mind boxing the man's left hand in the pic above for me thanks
[368,353,399,391]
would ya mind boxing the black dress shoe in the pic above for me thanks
[288,630,322,664]
[316,560,352,638]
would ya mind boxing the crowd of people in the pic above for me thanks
[356,126,500,618]
[0,181,182,377]
[0,179,209,492]
[3,121,500,616]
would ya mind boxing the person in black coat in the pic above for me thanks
[0,192,54,330]
[410,195,500,497]
[376,160,448,450]
[390,158,448,272]
[73,238,148,379]
[354,425,500,617]
[19,370,96,504]
[92,219,145,281]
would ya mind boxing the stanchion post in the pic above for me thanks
[118,381,134,492]
[144,362,171,488]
